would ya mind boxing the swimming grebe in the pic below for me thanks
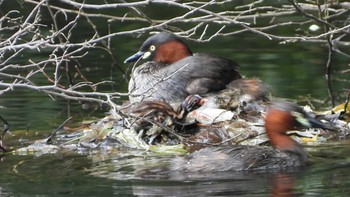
[171,101,328,172]
[124,32,242,103]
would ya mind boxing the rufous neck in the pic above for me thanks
[154,41,192,64]
[265,109,298,151]
[267,133,298,152]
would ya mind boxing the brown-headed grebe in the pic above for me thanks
[170,101,329,172]
[124,32,242,103]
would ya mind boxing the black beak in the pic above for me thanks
[307,116,334,130]
[124,51,145,63]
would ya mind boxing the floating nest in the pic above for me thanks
[12,98,350,156]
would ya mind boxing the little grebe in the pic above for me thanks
[125,32,242,103]
[129,94,205,144]
[171,101,329,172]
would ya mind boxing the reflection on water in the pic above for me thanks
[130,174,296,197]
[87,144,350,196]
[0,144,349,196]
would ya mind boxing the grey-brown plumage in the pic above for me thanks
[172,145,306,172]
[168,101,329,172]
[125,32,242,103]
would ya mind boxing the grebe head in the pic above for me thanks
[124,32,193,64]
[181,94,206,112]
[265,101,327,156]
[176,94,206,120]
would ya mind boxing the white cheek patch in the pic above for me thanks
[142,51,151,59]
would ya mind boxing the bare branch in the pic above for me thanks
[0,0,349,116]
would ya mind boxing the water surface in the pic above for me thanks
[1,1,349,196]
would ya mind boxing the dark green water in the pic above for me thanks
[1,0,350,196]
[0,144,350,196]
